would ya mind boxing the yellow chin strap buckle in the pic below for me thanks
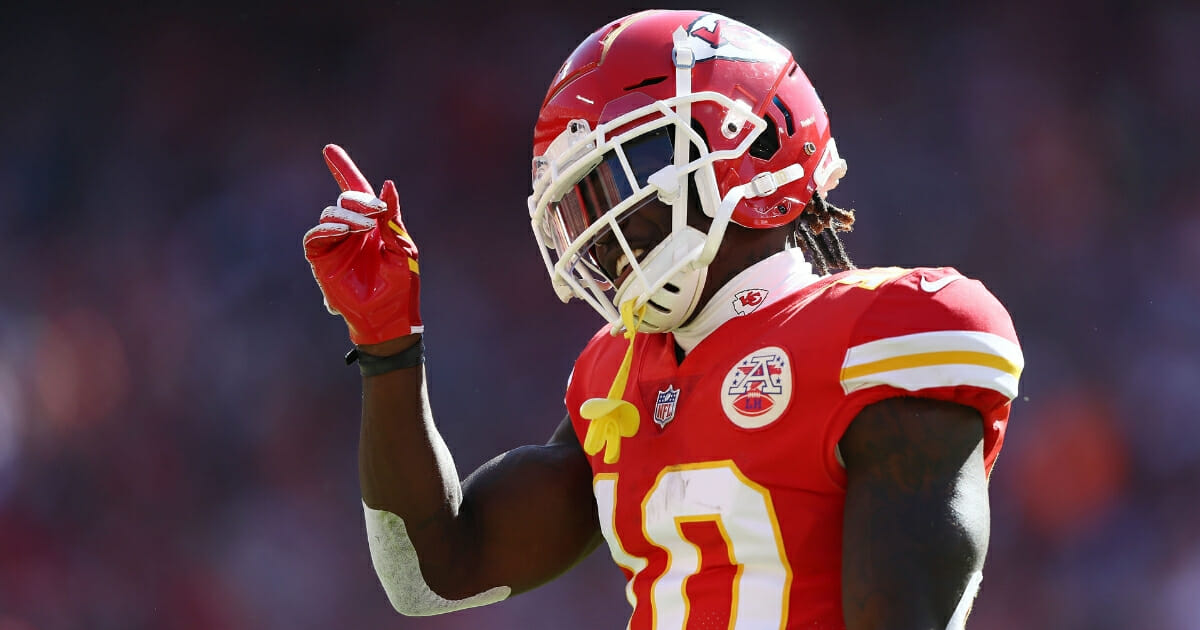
[580,301,647,464]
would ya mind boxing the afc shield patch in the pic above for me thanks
[721,346,793,429]
[653,385,680,428]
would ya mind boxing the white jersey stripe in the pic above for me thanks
[593,476,647,612]
[843,331,1023,374]
[842,331,1023,397]
[841,363,1020,400]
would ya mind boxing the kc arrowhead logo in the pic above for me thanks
[732,288,769,315]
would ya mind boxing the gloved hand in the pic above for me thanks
[303,144,422,345]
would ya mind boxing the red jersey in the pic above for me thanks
[564,265,1023,629]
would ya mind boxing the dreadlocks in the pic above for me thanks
[789,192,856,275]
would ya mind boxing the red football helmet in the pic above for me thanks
[528,10,847,332]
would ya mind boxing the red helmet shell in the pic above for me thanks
[533,10,835,228]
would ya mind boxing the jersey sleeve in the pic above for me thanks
[824,268,1024,481]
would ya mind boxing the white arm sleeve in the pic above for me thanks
[363,501,511,616]
[946,570,983,630]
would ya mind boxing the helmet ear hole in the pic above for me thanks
[772,95,795,136]
[748,114,781,160]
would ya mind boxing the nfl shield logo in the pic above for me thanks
[653,386,680,428]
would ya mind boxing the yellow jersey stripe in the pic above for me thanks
[841,350,1022,381]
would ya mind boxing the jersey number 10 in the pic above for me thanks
[594,460,793,629]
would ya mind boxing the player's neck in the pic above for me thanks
[674,248,818,353]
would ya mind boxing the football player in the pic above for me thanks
[303,10,1023,629]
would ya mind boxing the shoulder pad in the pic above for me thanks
[840,267,1023,400]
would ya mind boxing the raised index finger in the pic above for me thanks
[323,144,373,194]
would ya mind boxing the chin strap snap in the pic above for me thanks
[580,301,646,464]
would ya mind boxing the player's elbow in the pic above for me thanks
[364,502,511,616]
[381,583,444,617]
[377,580,458,617]
[374,572,442,617]
[373,565,513,617]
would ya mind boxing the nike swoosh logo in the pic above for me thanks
[920,274,962,293]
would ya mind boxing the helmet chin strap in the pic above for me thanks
[634,266,708,333]
[613,226,709,333]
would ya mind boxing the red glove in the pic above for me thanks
[303,144,422,345]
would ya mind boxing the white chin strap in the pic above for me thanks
[613,227,708,333]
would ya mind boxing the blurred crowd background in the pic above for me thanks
[2,0,1198,628]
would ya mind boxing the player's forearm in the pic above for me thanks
[841,490,989,629]
[840,398,992,629]
[355,335,455,504]
[356,333,469,575]
[359,357,465,544]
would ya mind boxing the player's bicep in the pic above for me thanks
[453,414,601,596]
[839,397,990,629]
[546,412,584,447]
